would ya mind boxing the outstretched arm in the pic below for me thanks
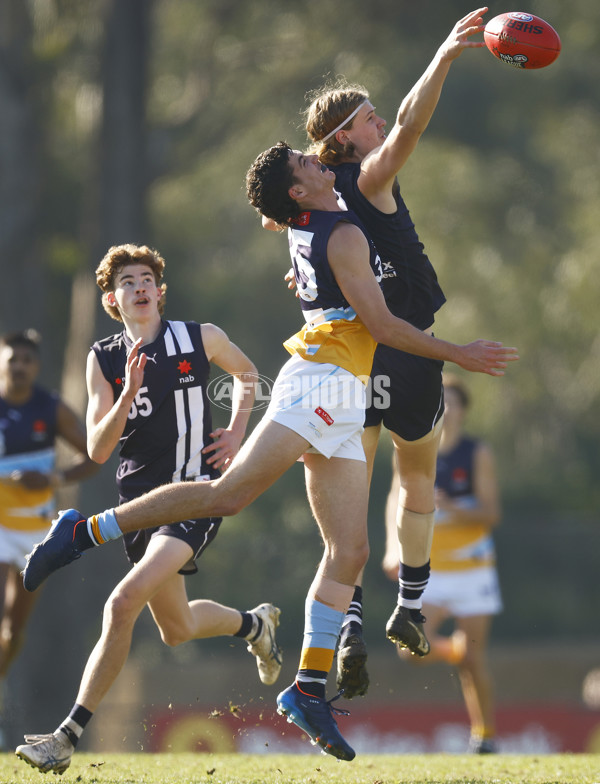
[327,222,518,376]
[359,7,488,199]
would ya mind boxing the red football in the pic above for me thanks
[484,11,561,69]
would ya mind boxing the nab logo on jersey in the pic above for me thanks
[291,211,311,227]
[178,359,194,384]
[451,466,469,492]
[31,419,48,442]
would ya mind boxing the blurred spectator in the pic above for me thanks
[0,329,97,748]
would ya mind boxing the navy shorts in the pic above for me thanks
[365,345,444,441]
[122,508,223,576]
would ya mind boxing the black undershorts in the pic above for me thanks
[365,345,444,441]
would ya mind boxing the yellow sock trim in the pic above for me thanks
[299,646,335,673]
[472,725,495,740]
[89,515,105,545]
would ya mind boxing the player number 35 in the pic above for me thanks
[128,386,153,419]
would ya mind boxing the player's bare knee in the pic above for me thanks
[459,645,484,672]
[0,623,14,645]
[212,472,265,516]
[340,539,369,576]
[158,628,180,647]
[104,588,141,630]
[355,539,370,571]
[216,496,245,516]
[0,626,22,654]
[158,621,193,648]
[212,486,254,517]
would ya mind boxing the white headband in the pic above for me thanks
[320,100,367,143]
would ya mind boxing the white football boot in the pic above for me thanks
[246,603,283,685]
[16,731,74,775]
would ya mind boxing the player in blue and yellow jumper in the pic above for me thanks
[0,329,96,746]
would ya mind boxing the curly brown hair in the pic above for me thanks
[304,79,369,166]
[95,244,167,323]
[246,142,301,227]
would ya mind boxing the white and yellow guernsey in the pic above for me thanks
[432,436,497,572]
[0,386,59,531]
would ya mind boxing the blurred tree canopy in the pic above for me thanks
[1,0,599,666]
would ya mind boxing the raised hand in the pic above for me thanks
[202,427,244,471]
[438,7,488,62]
[284,267,300,298]
[123,337,147,399]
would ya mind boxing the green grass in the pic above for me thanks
[1,753,599,784]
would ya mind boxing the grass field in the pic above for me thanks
[1,753,599,784]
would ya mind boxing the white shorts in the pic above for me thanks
[0,525,49,569]
[265,355,366,461]
[423,565,503,617]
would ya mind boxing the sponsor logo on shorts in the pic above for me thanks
[314,407,334,426]
[307,421,322,438]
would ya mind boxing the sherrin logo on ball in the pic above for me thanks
[484,11,561,69]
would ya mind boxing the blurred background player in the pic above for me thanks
[0,329,96,748]
[303,7,489,696]
[16,245,281,775]
[383,373,502,753]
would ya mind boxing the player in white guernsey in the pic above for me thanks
[16,245,281,775]
[21,149,517,764]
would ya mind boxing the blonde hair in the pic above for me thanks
[304,79,369,166]
[95,244,167,322]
